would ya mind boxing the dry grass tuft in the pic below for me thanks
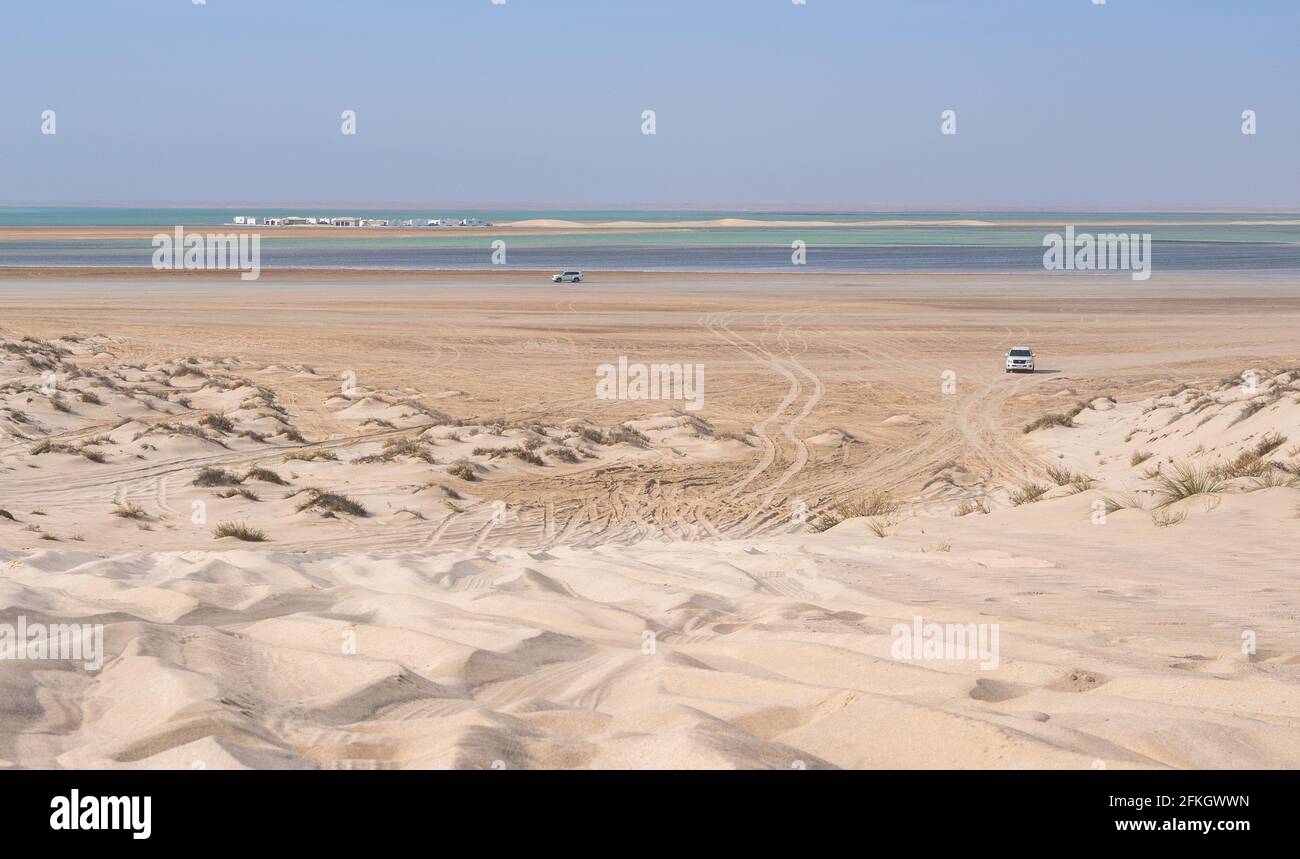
[192,466,243,487]
[1009,482,1049,506]
[295,489,368,517]
[1023,413,1073,434]
[1101,492,1145,514]
[447,463,477,481]
[112,501,148,520]
[213,521,267,542]
[1255,432,1287,457]
[200,414,235,434]
[812,491,899,532]
[284,449,337,462]
[546,446,580,464]
[1154,464,1225,507]
[1150,509,1187,528]
[244,466,288,485]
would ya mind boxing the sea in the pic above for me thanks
[2,208,1299,274]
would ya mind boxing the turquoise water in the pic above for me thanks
[3,208,1299,273]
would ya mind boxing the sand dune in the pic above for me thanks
[2,275,1298,768]
[4,468,1298,769]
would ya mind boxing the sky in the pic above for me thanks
[1,0,1297,210]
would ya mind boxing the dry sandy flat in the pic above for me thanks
[0,271,1298,768]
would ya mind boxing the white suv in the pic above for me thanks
[551,270,582,283]
[1005,346,1035,373]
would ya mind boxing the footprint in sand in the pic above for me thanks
[969,678,1029,703]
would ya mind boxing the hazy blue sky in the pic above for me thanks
[2,0,1297,209]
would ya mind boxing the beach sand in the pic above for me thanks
[1,271,1298,768]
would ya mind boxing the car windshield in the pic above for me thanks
[1009,349,1032,357]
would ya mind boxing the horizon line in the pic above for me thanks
[3,202,1300,215]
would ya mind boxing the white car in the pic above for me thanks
[551,270,583,283]
[1005,346,1035,373]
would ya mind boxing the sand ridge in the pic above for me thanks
[1,274,1298,768]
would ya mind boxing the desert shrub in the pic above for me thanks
[200,414,235,434]
[1255,432,1287,457]
[1211,450,1268,480]
[283,449,337,462]
[112,501,147,520]
[192,466,243,487]
[152,422,227,447]
[31,440,75,455]
[447,463,477,481]
[865,517,896,538]
[295,489,367,517]
[1101,492,1145,514]
[1154,464,1225,507]
[1009,482,1049,506]
[1046,464,1091,487]
[1246,470,1297,490]
[244,466,287,485]
[213,521,267,542]
[382,437,435,462]
[607,426,649,447]
[546,446,580,464]
[812,491,899,532]
[1229,400,1267,426]
[30,440,103,462]
[1150,509,1187,528]
[1023,411,1078,434]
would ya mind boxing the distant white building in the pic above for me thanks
[282,216,312,226]
[262,217,284,226]
[232,215,254,225]
[330,217,358,227]
[358,219,390,227]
